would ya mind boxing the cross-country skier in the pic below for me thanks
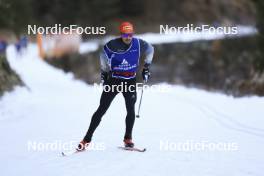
[77,21,154,151]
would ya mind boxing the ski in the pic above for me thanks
[61,146,146,156]
[118,146,146,152]
[61,149,86,157]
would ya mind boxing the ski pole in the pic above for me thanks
[136,80,146,118]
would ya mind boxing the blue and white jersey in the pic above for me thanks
[103,38,140,79]
[100,37,154,79]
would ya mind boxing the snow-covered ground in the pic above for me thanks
[0,44,264,176]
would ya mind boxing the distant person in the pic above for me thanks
[15,42,21,53]
[15,36,28,55]
[20,36,28,48]
[77,22,154,151]
[0,40,7,54]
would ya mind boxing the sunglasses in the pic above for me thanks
[121,33,133,38]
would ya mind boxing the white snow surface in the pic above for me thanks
[0,44,264,176]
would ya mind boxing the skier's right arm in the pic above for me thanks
[99,49,110,83]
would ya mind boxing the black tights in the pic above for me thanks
[83,78,137,142]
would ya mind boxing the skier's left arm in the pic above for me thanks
[139,39,154,82]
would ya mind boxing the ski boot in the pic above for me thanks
[123,139,134,148]
[76,140,89,151]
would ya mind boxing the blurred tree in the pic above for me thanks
[120,0,144,17]
[253,0,264,72]
[78,0,121,25]
[0,0,256,36]
[0,0,33,34]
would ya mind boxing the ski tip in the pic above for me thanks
[137,148,146,152]
[61,149,85,157]
[118,146,146,152]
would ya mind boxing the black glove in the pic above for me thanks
[101,71,109,84]
[142,65,150,82]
